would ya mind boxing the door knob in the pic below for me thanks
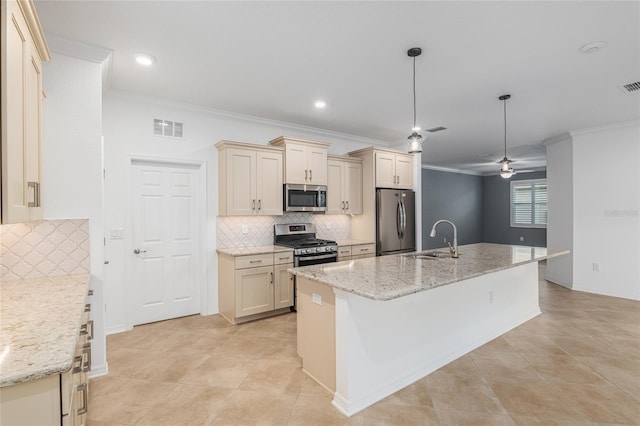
[133,248,146,254]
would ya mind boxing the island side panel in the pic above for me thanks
[332,261,540,417]
[296,276,336,393]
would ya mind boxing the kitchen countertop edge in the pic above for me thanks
[289,243,570,301]
[0,274,90,388]
[217,245,294,257]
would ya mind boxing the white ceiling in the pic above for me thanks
[34,1,640,174]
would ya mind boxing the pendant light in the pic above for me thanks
[407,47,424,154]
[498,94,516,178]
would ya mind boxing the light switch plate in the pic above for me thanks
[110,228,125,240]
[312,293,322,305]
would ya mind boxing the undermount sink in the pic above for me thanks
[404,250,460,259]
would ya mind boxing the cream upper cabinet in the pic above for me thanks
[269,137,330,185]
[216,141,283,216]
[327,156,362,215]
[375,152,414,189]
[1,0,51,224]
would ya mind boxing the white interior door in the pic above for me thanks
[130,160,202,326]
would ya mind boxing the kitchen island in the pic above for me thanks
[289,243,569,416]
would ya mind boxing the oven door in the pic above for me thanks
[295,252,337,267]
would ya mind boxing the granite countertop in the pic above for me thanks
[0,274,90,387]
[289,243,569,301]
[217,245,293,257]
[336,240,375,246]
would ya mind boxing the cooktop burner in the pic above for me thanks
[274,223,337,256]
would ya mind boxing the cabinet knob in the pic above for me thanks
[133,248,146,254]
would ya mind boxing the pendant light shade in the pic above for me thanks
[498,94,516,178]
[407,48,424,154]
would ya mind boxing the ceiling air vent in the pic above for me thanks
[426,126,447,133]
[153,118,184,137]
[620,81,640,93]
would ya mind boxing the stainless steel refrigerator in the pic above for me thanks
[376,188,416,256]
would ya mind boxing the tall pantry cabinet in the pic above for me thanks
[1,0,51,224]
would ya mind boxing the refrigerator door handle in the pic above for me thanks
[400,200,406,239]
[396,200,402,238]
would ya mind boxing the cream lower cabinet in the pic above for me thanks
[351,243,376,259]
[1,0,51,224]
[1,303,91,426]
[216,141,283,216]
[327,156,362,215]
[219,251,294,324]
[337,243,375,261]
[337,245,352,261]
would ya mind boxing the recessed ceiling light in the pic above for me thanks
[314,100,326,109]
[135,54,156,66]
[580,41,606,54]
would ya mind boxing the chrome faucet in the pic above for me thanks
[429,220,459,258]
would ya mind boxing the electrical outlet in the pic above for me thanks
[242,225,249,234]
[312,293,322,305]
[489,291,494,304]
[443,238,447,243]
[592,263,600,272]
[520,236,524,242]
[326,223,332,230]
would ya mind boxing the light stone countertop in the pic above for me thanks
[336,240,375,247]
[289,243,569,301]
[217,245,294,257]
[0,274,90,387]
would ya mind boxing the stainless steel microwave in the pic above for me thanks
[284,184,327,212]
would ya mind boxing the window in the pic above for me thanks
[510,179,547,228]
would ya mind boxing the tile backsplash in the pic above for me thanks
[217,213,351,248]
[0,219,90,282]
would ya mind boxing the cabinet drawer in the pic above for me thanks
[235,253,274,269]
[352,244,375,256]
[273,252,294,265]
[337,246,352,257]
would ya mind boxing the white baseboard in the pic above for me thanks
[89,362,109,379]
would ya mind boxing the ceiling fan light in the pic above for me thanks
[500,168,515,179]
[407,131,423,153]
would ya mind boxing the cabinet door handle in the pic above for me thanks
[258,200,261,211]
[346,201,349,210]
[133,248,146,254]
[270,272,273,284]
[252,199,256,210]
[84,303,91,312]
[278,256,289,261]
[72,355,83,374]
[249,260,262,264]
[88,320,94,340]
[305,169,308,181]
[309,169,312,181]
[82,342,91,372]
[77,383,88,415]
[88,289,94,296]
[27,181,40,207]
[341,201,345,210]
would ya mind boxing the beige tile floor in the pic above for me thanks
[89,265,640,425]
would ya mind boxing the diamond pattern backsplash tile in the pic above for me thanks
[0,219,90,282]
[217,214,352,248]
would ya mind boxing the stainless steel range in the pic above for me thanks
[274,223,338,267]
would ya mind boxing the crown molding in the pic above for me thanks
[569,119,640,138]
[421,165,483,176]
[105,89,390,147]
